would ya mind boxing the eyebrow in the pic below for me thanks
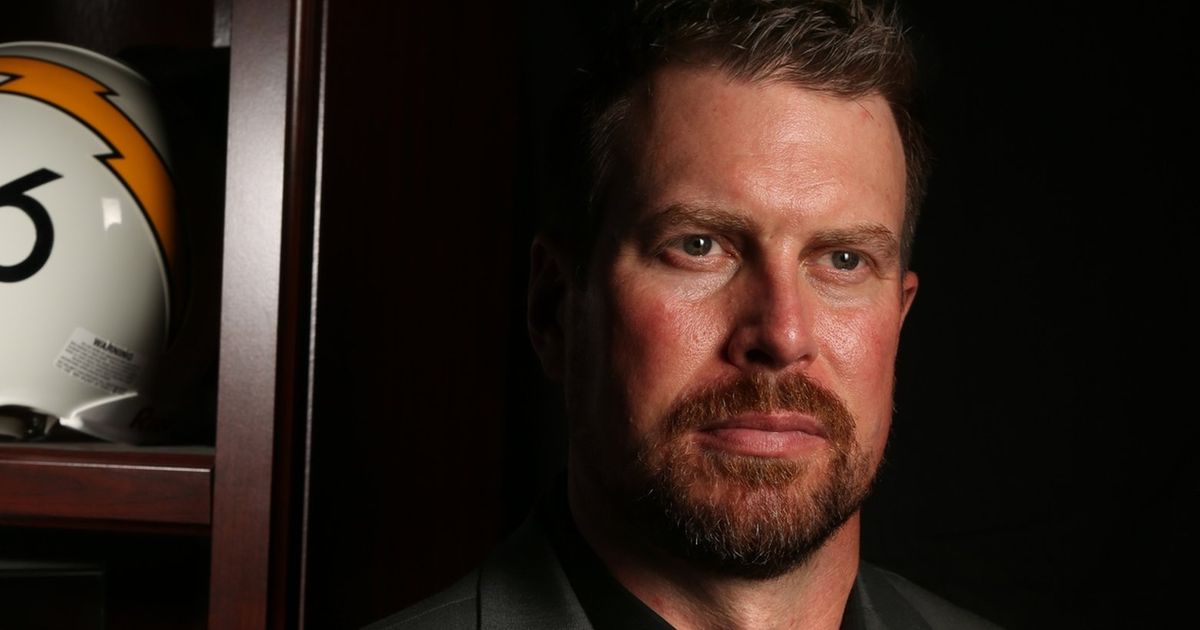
[634,203,900,262]
[808,224,900,263]
[634,203,755,241]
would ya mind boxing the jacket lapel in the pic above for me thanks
[478,517,593,630]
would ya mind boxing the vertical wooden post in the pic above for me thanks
[209,0,323,626]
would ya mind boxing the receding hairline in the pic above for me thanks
[597,63,907,216]
[625,58,905,126]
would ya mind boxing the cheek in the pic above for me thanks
[607,280,726,424]
[814,304,903,444]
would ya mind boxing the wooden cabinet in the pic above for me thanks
[0,0,322,627]
[5,0,536,625]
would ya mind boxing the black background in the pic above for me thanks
[866,3,1196,628]
[302,2,1198,629]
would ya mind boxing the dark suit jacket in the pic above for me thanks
[364,518,1002,630]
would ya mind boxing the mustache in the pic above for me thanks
[662,371,857,447]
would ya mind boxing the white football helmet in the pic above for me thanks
[0,41,178,444]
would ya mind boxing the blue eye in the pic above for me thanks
[681,235,714,256]
[831,251,861,270]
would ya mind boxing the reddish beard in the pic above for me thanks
[616,371,875,579]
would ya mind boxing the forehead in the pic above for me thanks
[612,64,906,235]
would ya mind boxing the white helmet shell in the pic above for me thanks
[0,42,177,444]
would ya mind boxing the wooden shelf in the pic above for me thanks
[2,0,315,624]
[0,442,213,531]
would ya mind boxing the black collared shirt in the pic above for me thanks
[539,481,872,630]
[541,483,676,630]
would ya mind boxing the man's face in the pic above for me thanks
[553,64,917,577]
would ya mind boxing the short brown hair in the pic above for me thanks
[544,0,926,269]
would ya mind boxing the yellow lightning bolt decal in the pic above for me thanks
[0,55,177,278]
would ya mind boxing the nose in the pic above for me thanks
[725,261,818,371]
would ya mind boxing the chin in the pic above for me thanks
[618,433,876,580]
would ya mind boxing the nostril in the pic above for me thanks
[744,348,774,366]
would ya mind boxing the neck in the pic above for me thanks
[568,470,862,630]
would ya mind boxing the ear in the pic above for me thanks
[527,234,572,381]
[900,270,919,323]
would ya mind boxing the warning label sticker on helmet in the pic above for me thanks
[54,328,143,394]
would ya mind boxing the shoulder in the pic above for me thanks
[855,563,1004,630]
[360,515,591,630]
[361,570,479,630]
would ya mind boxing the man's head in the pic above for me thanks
[543,0,925,273]
[529,0,921,579]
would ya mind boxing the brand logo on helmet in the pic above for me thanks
[0,168,60,283]
[0,55,176,279]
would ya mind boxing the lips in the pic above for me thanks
[659,371,855,460]
[702,412,827,437]
[695,412,828,457]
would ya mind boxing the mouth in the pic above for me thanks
[694,412,828,458]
